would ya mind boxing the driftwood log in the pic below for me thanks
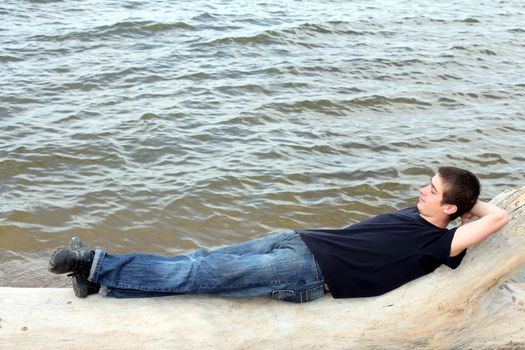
[1,187,524,350]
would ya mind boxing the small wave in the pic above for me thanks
[281,22,365,36]
[55,67,168,90]
[199,21,367,48]
[94,20,195,37]
[175,71,213,80]
[284,22,334,35]
[437,74,462,80]
[192,12,217,22]
[402,166,434,176]
[428,18,447,23]
[214,84,271,96]
[481,93,504,99]
[31,20,194,42]
[286,144,345,156]
[259,96,432,114]
[477,153,510,166]
[449,153,510,167]
[480,49,497,56]
[280,64,345,76]
[374,58,424,68]
[7,210,36,224]
[437,97,457,103]
[0,158,34,179]
[389,141,426,150]
[346,96,432,108]
[348,183,400,200]
[499,124,525,132]
[140,113,161,121]
[459,18,481,23]
[58,81,103,92]
[340,141,371,150]
[55,114,83,124]
[220,114,277,126]
[28,0,63,3]
[259,99,346,115]
[203,31,280,46]
[437,96,464,107]
[454,92,480,99]
[0,55,23,62]
[2,94,41,105]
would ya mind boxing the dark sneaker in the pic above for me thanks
[69,270,100,298]
[48,236,94,274]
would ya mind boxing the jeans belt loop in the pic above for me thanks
[300,290,308,303]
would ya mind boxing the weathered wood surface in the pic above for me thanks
[1,187,524,350]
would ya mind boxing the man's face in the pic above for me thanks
[417,173,446,216]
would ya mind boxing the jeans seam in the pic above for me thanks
[111,279,293,293]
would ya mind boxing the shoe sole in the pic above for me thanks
[72,274,89,298]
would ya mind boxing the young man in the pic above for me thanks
[48,166,509,302]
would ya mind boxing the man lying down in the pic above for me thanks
[48,166,509,303]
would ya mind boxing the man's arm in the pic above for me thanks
[450,200,510,257]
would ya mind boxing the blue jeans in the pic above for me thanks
[88,230,326,303]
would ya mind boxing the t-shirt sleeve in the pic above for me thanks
[443,227,467,269]
[447,247,466,269]
[421,227,466,271]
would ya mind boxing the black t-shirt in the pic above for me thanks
[297,207,466,298]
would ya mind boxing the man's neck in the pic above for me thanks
[419,213,451,229]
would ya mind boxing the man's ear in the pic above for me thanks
[443,204,458,216]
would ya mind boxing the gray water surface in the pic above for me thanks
[1,0,524,287]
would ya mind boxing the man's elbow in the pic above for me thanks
[502,209,510,225]
[497,208,510,228]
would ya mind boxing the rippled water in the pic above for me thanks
[1,0,524,287]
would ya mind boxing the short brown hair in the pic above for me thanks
[438,166,480,220]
